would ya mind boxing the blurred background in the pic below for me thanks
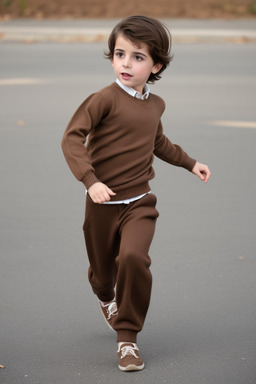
[1,0,256,19]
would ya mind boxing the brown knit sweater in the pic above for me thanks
[62,82,196,201]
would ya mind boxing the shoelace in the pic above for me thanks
[101,301,117,320]
[120,344,139,359]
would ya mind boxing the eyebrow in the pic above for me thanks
[114,48,147,58]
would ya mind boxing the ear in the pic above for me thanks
[152,63,163,74]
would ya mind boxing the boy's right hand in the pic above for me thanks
[88,182,116,204]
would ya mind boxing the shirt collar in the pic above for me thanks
[116,79,150,100]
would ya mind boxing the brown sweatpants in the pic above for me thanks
[83,193,159,343]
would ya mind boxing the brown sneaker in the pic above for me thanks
[118,342,145,372]
[99,299,117,331]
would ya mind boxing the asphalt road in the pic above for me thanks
[0,38,256,384]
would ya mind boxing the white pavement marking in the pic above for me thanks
[0,78,49,86]
[208,120,256,129]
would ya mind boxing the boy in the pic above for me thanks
[62,15,211,372]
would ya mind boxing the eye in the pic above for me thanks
[115,51,124,58]
[135,55,143,61]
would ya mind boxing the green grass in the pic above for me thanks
[0,0,27,14]
[249,0,256,14]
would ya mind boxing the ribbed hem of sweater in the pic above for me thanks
[109,182,151,202]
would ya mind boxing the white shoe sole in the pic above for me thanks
[118,362,145,372]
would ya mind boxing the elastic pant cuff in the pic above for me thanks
[96,290,115,303]
[117,330,137,343]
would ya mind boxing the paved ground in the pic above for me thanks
[0,19,256,384]
[0,18,256,43]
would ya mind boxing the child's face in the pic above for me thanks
[112,33,162,95]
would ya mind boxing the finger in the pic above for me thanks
[92,195,101,204]
[199,168,209,183]
[204,170,211,183]
[91,192,106,204]
[90,188,109,203]
[97,193,109,203]
[99,189,112,203]
[95,197,106,204]
[197,170,205,181]
[107,187,116,196]
[102,192,111,202]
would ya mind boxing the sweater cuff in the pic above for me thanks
[81,172,100,190]
[183,157,197,172]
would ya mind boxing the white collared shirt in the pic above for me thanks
[116,78,150,100]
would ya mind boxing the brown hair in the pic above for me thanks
[105,15,173,83]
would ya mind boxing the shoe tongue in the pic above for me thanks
[118,342,135,350]
[120,342,133,347]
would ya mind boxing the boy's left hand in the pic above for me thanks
[192,161,211,183]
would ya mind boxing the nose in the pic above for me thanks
[122,56,131,68]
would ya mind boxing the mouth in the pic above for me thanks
[121,72,132,80]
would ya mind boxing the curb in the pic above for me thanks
[0,25,256,43]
